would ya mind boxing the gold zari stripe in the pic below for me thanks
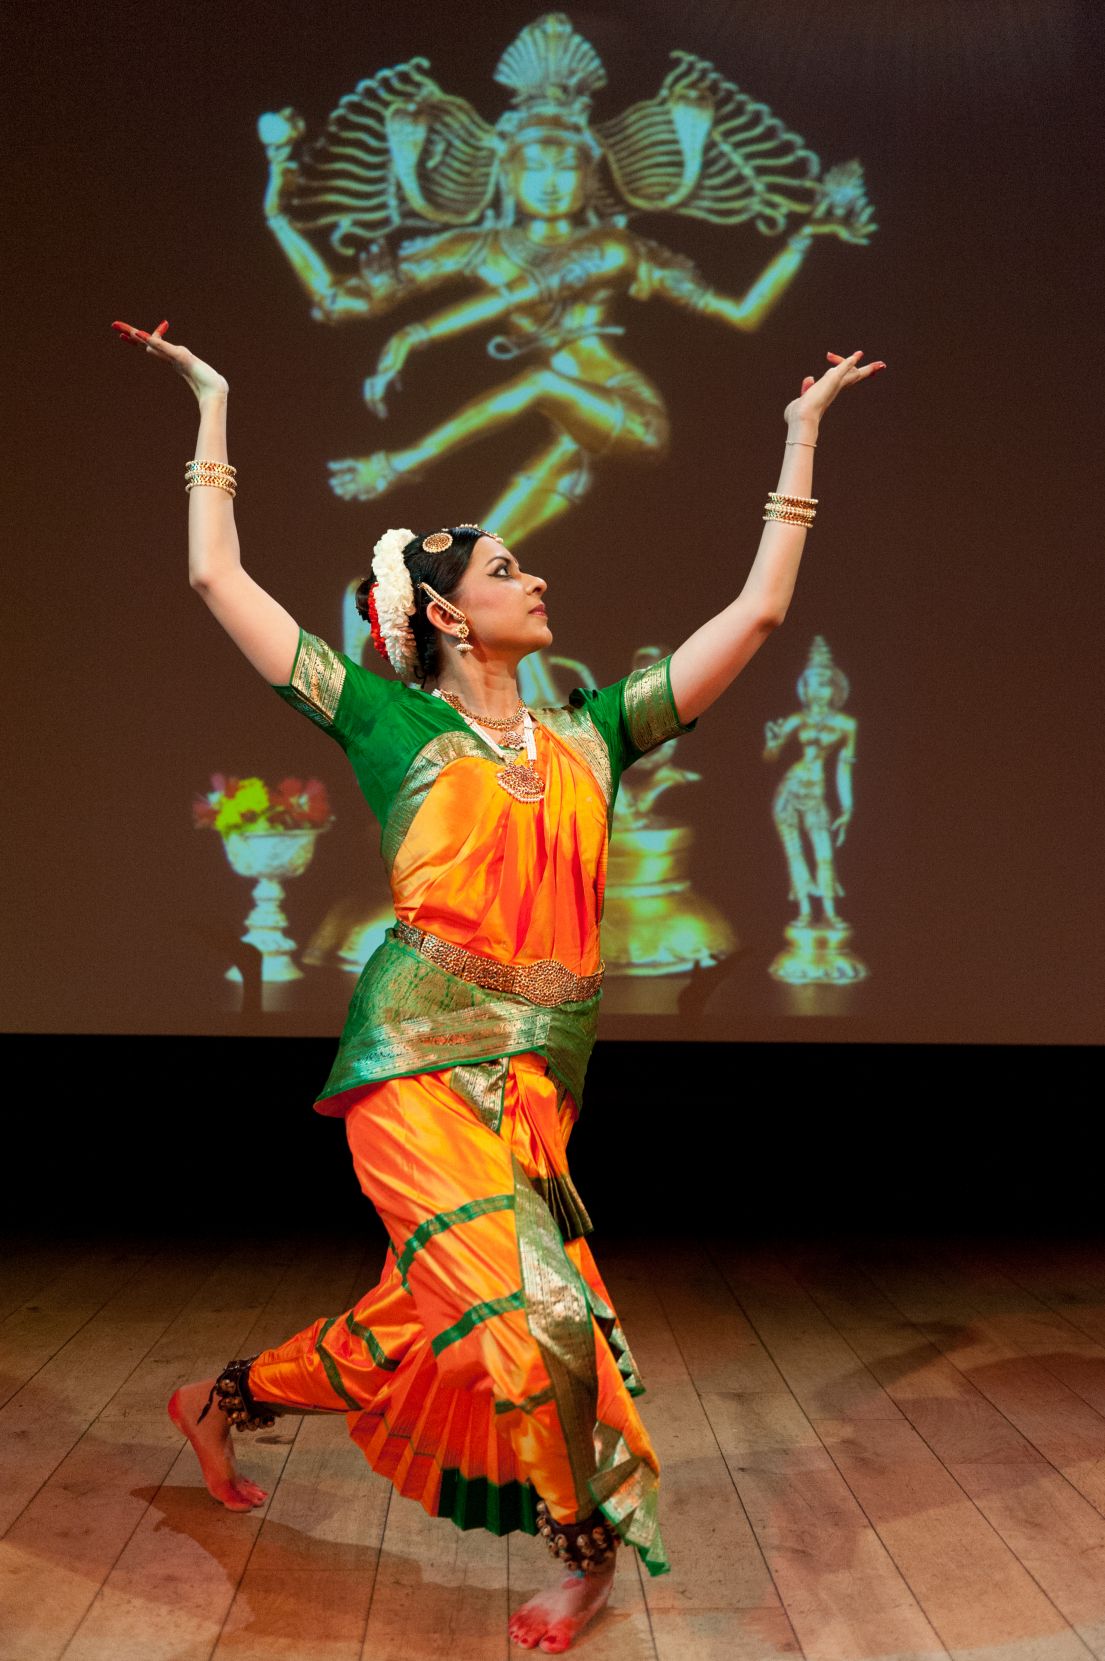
[395,919,604,1007]
[450,1058,509,1132]
[623,657,685,754]
[512,1157,599,1511]
[290,630,346,725]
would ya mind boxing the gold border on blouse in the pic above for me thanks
[289,630,347,727]
[622,655,685,754]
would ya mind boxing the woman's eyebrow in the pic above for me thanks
[484,551,518,568]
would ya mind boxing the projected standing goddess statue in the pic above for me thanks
[764,635,867,984]
[259,13,875,602]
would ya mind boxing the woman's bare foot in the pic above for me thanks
[509,1559,616,1653]
[167,1380,268,1511]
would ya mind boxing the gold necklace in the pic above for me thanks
[438,691,544,802]
[439,690,525,729]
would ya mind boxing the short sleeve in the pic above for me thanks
[568,653,696,784]
[271,628,400,752]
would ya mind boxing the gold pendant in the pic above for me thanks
[496,761,545,802]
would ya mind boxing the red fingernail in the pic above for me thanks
[155,320,169,334]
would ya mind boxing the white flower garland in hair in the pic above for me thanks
[370,526,419,679]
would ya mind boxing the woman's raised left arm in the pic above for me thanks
[668,350,885,723]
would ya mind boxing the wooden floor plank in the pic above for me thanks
[0,1243,219,1534]
[210,1415,390,1661]
[61,1239,371,1661]
[601,1243,799,1661]
[362,1488,510,1661]
[0,1243,295,1661]
[988,1243,1105,1359]
[0,1243,152,1410]
[662,1244,950,1661]
[861,1243,1105,1522]
[210,1243,389,1661]
[714,1249,1096,1661]
[5,1236,1105,1661]
[784,1242,1105,1659]
[0,1240,77,1323]
[742,1244,1095,1661]
[936,1241,1105,1416]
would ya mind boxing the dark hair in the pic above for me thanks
[355,526,485,684]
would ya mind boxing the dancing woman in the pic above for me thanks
[112,315,882,1653]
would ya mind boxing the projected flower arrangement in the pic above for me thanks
[194,776,333,982]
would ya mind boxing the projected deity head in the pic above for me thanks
[492,15,606,224]
[797,636,850,713]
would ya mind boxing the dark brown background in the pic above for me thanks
[3,0,1101,1044]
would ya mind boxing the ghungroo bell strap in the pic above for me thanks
[535,1499,618,1574]
[196,1356,277,1433]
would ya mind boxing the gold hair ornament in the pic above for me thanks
[422,530,454,553]
[455,522,506,544]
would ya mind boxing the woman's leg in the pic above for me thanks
[172,1059,666,1646]
[339,1061,648,1652]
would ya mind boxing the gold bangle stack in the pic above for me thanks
[185,459,237,497]
[763,490,816,529]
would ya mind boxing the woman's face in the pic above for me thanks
[451,535,551,658]
[507,140,588,219]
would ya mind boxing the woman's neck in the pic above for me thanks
[434,657,523,721]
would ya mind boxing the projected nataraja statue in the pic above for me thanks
[764,636,867,986]
[258,12,875,698]
[256,12,875,990]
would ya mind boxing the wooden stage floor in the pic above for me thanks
[3,1232,1105,1661]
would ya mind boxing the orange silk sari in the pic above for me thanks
[247,724,669,1575]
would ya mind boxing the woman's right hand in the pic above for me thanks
[112,320,229,402]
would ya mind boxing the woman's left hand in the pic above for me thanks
[784,349,886,430]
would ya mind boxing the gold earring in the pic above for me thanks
[419,579,474,654]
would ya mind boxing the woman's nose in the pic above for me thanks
[528,573,547,596]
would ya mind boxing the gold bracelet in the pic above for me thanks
[763,508,814,527]
[767,491,817,507]
[186,459,237,475]
[186,479,236,496]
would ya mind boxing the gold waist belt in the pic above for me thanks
[394,919,604,1007]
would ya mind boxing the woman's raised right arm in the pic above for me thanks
[113,320,299,685]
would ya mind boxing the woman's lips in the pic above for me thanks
[530,606,548,617]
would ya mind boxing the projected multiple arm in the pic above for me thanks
[112,322,299,686]
[263,115,480,325]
